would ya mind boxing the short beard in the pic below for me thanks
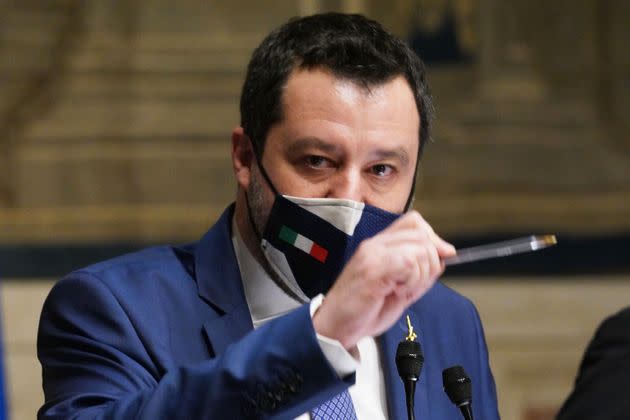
[246,167,272,240]
[245,168,307,303]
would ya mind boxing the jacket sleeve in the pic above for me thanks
[37,273,353,420]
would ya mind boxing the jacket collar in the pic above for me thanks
[194,204,253,355]
[194,204,244,312]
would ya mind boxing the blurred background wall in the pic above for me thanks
[0,0,628,418]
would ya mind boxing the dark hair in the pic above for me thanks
[240,12,433,160]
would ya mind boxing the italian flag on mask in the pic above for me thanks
[278,225,329,263]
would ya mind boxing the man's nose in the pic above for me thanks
[326,168,364,202]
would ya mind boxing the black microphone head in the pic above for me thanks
[395,340,424,381]
[442,365,472,406]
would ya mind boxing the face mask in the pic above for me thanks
[259,194,400,299]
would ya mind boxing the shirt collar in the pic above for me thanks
[231,216,303,328]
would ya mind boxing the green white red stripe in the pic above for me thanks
[279,225,328,263]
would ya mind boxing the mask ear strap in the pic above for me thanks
[243,134,308,303]
[244,190,263,242]
[248,134,280,196]
[243,133,279,242]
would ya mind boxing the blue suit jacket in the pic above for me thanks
[38,205,500,419]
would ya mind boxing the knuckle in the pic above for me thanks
[397,252,416,273]
[415,246,429,261]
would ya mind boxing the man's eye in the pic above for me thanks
[306,155,327,167]
[371,164,393,177]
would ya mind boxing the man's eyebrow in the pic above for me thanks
[285,137,411,165]
[285,137,341,155]
[370,147,410,166]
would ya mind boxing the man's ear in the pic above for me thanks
[232,127,255,190]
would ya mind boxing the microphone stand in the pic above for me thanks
[458,402,473,420]
[402,374,417,420]
[442,365,474,420]
[395,315,424,420]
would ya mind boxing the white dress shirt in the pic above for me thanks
[231,219,388,419]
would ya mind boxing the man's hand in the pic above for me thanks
[312,210,456,350]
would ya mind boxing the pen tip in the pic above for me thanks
[541,235,557,245]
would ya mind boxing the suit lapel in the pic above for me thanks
[194,205,254,356]
[202,301,253,356]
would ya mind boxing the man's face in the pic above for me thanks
[243,67,420,232]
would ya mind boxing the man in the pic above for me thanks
[556,306,630,420]
[38,13,499,419]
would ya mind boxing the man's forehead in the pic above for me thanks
[286,65,411,96]
[280,68,417,117]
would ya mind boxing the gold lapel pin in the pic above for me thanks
[405,314,417,342]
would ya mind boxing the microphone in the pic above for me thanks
[442,365,473,420]
[395,315,424,420]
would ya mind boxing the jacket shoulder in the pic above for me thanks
[80,245,190,281]
[42,244,199,329]
[417,281,477,313]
